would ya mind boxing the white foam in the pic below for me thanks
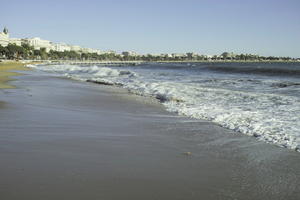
[33,64,137,79]
[33,64,300,151]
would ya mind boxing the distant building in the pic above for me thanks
[172,53,186,58]
[24,37,52,52]
[105,50,117,55]
[52,43,71,52]
[94,49,102,55]
[81,48,93,54]
[9,38,22,46]
[89,48,99,54]
[0,27,9,47]
[0,27,103,56]
[122,51,138,57]
[70,45,81,52]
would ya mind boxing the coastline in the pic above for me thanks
[0,67,299,199]
[0,61,32,89]
[2,59,299,68]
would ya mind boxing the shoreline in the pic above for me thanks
[1,59,299,66]
[26,62,300,152]
[0,67,299,199]
[30,62,300,152]
[6,61,300,152]
[0,61,35,89]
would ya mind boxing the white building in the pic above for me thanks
[0,27,9,47]
[0,27,106,58]
[88,48,97,54]
[24,37,52,52]
[81,48,98,54]
[96,50,102,55]
[9,38,22,46]
[52,43,71,52]
[70,45,81,52]
[90,49,102,54]
[106,50,116,55]
[172,53,186,58]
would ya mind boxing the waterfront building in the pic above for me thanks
[9,38,22,46]
[88,48,101,54]
[172,53,186,58]
[23,37,52,52]
[70,45,81,52]
[81,48,94,54]
[52,43,71,52]
[106,50,116,55]
[94,49,102,55]
[122,51,138,57]
[0,27,9,47]
[0,27,103,56]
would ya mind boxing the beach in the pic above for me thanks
[30,62,300,151]
[0,65,300,200]
[0,61,31,89]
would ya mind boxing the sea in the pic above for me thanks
[29,62,300,151]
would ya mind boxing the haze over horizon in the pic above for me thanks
[1,0,299,57]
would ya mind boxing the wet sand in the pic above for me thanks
[0,61,32,89]
[0,70,299,200]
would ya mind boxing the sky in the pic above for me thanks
[1,0,299,57]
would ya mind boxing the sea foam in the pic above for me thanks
[32,64,300,151]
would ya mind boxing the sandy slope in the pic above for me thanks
[0,69,299,200]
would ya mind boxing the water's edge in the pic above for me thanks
[27,63,300,152]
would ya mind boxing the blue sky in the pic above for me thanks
[1,0,299,57]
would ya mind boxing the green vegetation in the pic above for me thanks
[0,44,298,62]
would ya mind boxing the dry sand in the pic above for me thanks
[0,69,299,200]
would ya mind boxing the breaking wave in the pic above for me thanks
[30,63,300,151]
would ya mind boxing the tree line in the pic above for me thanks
[0,44,298,62]
[0,44,120,61]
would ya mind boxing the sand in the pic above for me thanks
[0,61,31,89]
[0,69,299,200]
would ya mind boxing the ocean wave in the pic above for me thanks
[30,64,137,79]
[32,64,300,152]
[106,75,299,151]
[121,79,300,152]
